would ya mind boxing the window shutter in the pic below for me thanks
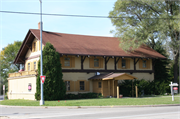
[36,41,38,51]
[36,60,38,70]
[118,59,122,68]
[100,58,103,68]
[26,61,28,71]
[60,57,64,67]
[71,57,75,68]
[147,60,150,69]
[32,42,34,52]
[126,59,130,69]
[70,81,74,92]
[30,62,33,70]
[139,59,143,69]
[75,80,79,91]
[89,58,93,68]
[86,81,90,91]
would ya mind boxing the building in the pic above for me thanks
[7,28,166,100]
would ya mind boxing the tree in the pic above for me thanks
[109,0,180,83]
[35,42,66,100]
[154,41,171,94]
[0,41,22,94]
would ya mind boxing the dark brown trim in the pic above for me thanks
[25,44,32,51]
[114,57,121,70]
[25,54,40,60]
[62,69,154,73]
[81,56,87,70]
[134,58,140,70]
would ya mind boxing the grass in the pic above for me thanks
[0,96,180,106]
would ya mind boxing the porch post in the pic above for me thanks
[117,86,119,99]
[108,80,110,97]
[113,80,114,97]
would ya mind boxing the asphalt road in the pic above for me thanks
[0,105,180,119]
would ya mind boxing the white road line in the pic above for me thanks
[98,111,179,119]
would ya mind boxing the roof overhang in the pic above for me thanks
[89,73,137,80]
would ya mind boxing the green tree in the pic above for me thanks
[35,42,66,100]
[154,41,171,94]
[0,41,22,94]
[109,0,180,83]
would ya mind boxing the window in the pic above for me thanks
[94,58,99,67]
[80,81,85,90]
[28,63,30,71]
[64,57,70,66]
[143,60,147,68]
[65,81,70,91]
[34,62,36,70]
[122,59,126,68]
[98,82,101,88]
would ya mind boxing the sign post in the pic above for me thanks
[169,82,178,101]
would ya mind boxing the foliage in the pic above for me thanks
[35,42,66,100]
[0,41,22,94]
[65,93,102,100]
[109,0,180,82]
[153,41,171,94]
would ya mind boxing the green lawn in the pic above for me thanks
[0,96,180,106]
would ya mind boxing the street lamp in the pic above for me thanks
[39,0,44,105]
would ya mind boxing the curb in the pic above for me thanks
[0,104,180,109]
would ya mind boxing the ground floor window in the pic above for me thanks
[80,81,85,90]
[98,82,101,88]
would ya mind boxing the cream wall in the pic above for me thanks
[63,72,96,94]
[7,75,37,100]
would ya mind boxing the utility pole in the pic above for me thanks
[39,0,44,105]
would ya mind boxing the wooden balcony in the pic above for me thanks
[9,70,37,78]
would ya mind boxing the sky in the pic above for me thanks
[0,0,117,50]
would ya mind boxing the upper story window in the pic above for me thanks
[32,41,37,52]
[34,42,36,51]
[98,82,101,88]
[122,59,126,68]
[65,81,70,91]
[64,57,70,66]
[28,63,30,71]
[142,60,147,68]
[34,62,36,70]
[94,58,99,67]
[80,81,85,90]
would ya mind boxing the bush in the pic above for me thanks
[65,93,102,100]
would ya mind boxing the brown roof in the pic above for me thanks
[14,29,166,64]
[88,73,137,80]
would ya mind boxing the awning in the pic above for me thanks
[88,73,137,80]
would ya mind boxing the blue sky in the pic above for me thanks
[0,0,117,50]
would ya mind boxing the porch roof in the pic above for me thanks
[88,73,137,80]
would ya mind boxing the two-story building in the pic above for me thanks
[7,28,166,100]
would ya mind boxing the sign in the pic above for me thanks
[28,83,32,91]
[40,76,46,84]
[169,83,178,86]
[173,87,178,90]
[3,85,5,90]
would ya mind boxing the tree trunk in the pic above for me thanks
[173,53,179,83]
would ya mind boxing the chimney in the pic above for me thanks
[38,22,43,30]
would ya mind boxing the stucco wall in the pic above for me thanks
[8,75,37,100]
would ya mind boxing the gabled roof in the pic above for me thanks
[14,29,166,64]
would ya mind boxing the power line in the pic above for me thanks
[0,10,179,19]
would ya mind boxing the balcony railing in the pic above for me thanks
[9,70,37,78]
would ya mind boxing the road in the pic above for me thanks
[0,105,180,119]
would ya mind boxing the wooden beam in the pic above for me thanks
[114,57,121,70]
[113,80,114,97]
[108,80,110,97]
[81,56,87,70]
[134,58,140,70]
[105,57,111,70]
